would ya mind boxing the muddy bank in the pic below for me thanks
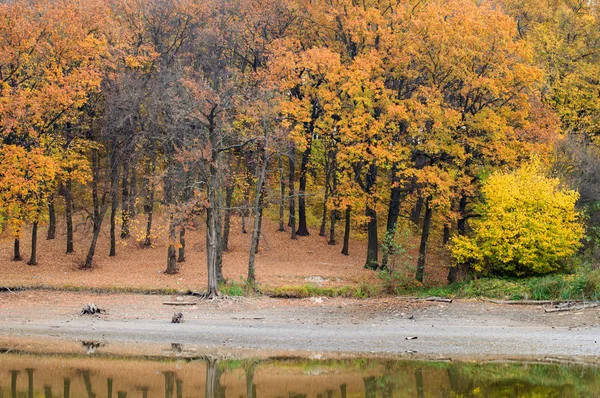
[1,291,599,362]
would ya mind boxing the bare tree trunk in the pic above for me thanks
[241,182,249,234]
[296,140,311,236]
[448,195,468,284]
[121,163,130,239]
[47,195,56,240]
[328,150,338,245]
[278,156,285,232]
[13,238,22,261]
[288,145,297,240]
[205,114,222,299]
[143,143,157,247]
[222,184,234,251]
[109,165,119,257]
[165,215,178,274]
[342,207,351,255]
[84,147,111,269]
[365,205,379,269]
[178,226,185,262]
[416,197,432,283]
[28,222,38,265]
[248,145,268,286]
[64,177,74,253]
[382,164,401,269]
[364,161,379,270]
[129,167,137,218]
[319,152,331,237]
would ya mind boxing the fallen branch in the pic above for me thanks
[545,303,600,313]
[486,299,583,305]
[232,317,265,320]
[163,301,198,306]
[415,297,453,303]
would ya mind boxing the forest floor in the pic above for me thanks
[0,215,450,293]
[1,290,600,362]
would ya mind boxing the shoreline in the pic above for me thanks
[1,290,599,363]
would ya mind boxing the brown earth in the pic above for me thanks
[0,215,449,292]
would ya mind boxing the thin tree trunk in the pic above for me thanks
[416,197,433,283]
[365,205,378,269]
[248,143,268,286]
[64,177,74,253]
[288,145,297,239]
[143,144,157,247]
[296,139,312,236]
[47,196,56,240]
[411,196,423,226]
[319,153,331,237]
[84,147,110,269]
[178,226,185,262]
[13,238,21,261]
[109,171,118,257]
[165,214,178,274]
[222,184,234,251]
[382,164,402,269]
[448,195,468,284]
[443,224,450,245]
[121,163,130,239]
[328,208,337,245]
[342,207,351,255]
[364,161,379,270]
[205,113,221,299]
[241,183,249,234]
[129,167,137,218]
[278,156,285,232]
[28,222,38,265]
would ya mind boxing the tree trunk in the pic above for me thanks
[365,205,379,269]
[129,167,137,218]
[448,194,468,284]
[13,238,22,261]
[84,148,110,269]
[328,208,337,245]
[364,161,379,270]
[216,188,225,284]
[121,163,130,239]
[143,144,157,247]
[443,224,450,245]
[109,173,118,257]
[165,214,178,274]
[278,156,285,232]
[410,196,423,226]
[65,177,74,254]
[178,226,185,263]
[319,154,331,237]
[241,182,249,234]
[28,221,38,265]
[288,146,297,240]
[205,114,222,299]
[47,196,56,240]
[341,207,351,255]
[222,184,234,251]
[248,142,268,286]
[296,139,312,236]
[416,197,433,283]
[382,164,402,269]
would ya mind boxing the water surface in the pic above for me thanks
[0,347,598,397]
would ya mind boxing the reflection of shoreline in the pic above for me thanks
[1,350,599,398]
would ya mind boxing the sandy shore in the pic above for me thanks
[1,290,599,362]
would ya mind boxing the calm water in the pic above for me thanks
[1,346,599,397]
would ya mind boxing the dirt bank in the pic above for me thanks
[1,290,599,362]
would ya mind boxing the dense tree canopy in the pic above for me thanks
[0,0,595,295]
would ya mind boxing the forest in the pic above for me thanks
[1,0,599,299]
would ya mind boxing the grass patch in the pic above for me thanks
[265,284,378,299]
[414,270,600,301]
